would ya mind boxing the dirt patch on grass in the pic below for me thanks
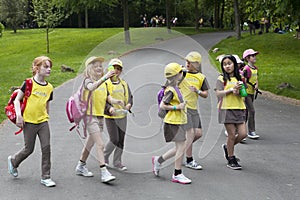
[261,90,300,106]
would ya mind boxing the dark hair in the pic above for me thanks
[220,55,242,83]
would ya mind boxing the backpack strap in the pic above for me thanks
[82,91,92,138]
[218,79,226,112]
[173,86,184,103]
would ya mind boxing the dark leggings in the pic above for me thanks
[104,117,127,166]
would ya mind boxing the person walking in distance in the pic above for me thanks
[8,56,56,187]
[75,56,123,183]
[215,55,247,170]
[152,62,191,184]
[242,49,260,139]
[179,51,209,170]
[103,58,133,171]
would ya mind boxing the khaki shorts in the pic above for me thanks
[86,116,104,134]
[218,109,246,124]
[185,108,202,130]
[163,123,186,142]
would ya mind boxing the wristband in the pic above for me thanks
[101,76,107,82]
[173,105,176,110]
[197,90,201,95]
[229,88,234,92]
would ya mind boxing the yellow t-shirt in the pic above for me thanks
[216,76,246,110]
[104,79,129,119]
[246,67,258,95]
[180,72,207,109]
[163,86,187,125]
[23,78,53,124]
[83,82,108,116]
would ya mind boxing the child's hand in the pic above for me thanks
[234,82,242,90]
[125,103,132,111]
[177,102,186,110]
[109,107,115,115]
[16,116,24,128]
[104,70,115,79]
[188,86,197,93]
[111,98,124,107]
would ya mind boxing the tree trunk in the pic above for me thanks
[214,1,220,28]
[85,7,89,28]
[46,27,49,53]
[166,0,171,33]
[122,0,131,44]
[78,13,82,28]
[194,0,199,31]
[234,0,241,40]
[220,0,225,29]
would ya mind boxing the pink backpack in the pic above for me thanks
[66,83,92,138]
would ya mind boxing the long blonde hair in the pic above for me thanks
[32,56,52,76]
[83,61,103,81]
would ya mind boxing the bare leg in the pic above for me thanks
[225,124,236,157]
[80,135,95,162]
[174,141,186,169]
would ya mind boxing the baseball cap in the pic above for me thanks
[108,58,123,68]
[233,54,244,64]
[185,51,202,63]
[85,56,105,67]
[164,62,183,78]
[242,49,259,59]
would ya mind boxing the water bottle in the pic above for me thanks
[239,82,248,97]
[114,109,128,116]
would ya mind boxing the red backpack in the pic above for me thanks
[66,83,92,139]
[5,78,33,135]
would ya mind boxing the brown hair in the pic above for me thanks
[32,56,52,76]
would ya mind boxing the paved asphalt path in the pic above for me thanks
[0,31,299,200]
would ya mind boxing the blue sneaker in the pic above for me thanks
[248,132,260,139]
[8,156,18,177]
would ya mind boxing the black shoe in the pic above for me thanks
[222,144,228,161]
[227,156,242,170]
[222,144,241,162]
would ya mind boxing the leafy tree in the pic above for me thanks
[31,0,67,53]
[0,0,28,33]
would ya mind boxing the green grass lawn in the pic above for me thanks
[210,31,300,100]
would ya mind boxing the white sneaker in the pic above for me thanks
[75,161,94,177]
[151,156,161,176]
[185,160,202,170]
[40,178,56,187]
[101,168,116,183]
[171,173,191,184]
[8,156,18,177]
